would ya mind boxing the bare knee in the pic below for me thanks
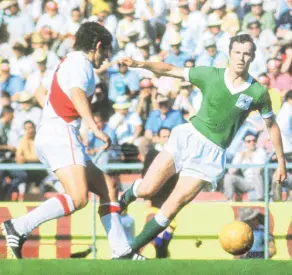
[69,193,88,210]
[138,179,158,198]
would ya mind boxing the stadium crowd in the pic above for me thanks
[0,0,292,202]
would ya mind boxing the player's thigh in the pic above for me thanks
[55,164,88,209]
[139,150,176,197]
[85,161,118,203]
[160,176,207,220]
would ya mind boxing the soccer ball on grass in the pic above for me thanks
[218,221,254,255]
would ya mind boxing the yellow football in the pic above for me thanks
[218,221,254,256]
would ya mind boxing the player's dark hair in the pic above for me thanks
[158,127,171,136]
[229,34,257,58]
[0,106,14,117]
[74,22,112,53]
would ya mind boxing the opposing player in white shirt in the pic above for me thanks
[1,22,144,260]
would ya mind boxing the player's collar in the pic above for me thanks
[224,68,253,95]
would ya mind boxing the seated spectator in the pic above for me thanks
[223,131,266,201]
[0,60,25,99]
[0,91,12,114]
[276,0,292,41]
[143,127,178,258]
[108,95,143,146]
[10,92,42,147]
[15,120,47,195]
[195,37,228,68]
[267,58,292,98]
[85,113,119,166]
[145,94,185,140]
[60,7,82,38]
[242,0,276,32]
[108,63,140,101]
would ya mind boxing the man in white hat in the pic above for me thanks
[117,33,286,254]
[1,0,34,44]
[242,0,276,32]
[196,37,228,68]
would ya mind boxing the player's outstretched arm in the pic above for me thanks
[264,116,287,184]
[118,57,185,79]
[35,84,48,108]
[70,87,111,150]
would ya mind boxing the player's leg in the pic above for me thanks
[85,161,135,258]
[2,165,87,259]
[119,150,176,210]
[130,176,206,252]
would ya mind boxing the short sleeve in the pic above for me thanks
[187,66,215,90]
[256,91,274,119]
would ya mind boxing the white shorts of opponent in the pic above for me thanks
[35,119,90,172]
[164,123,226,189]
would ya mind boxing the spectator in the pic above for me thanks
[145,94,185,140]
[1,0,34,43]
[195,37,229,68]
[0,91,11,114]
[209,0,240,36]
[267,58,292,97]
[142,127,178,258]
[57,25,79,58]
[60,7,82,37]
[276,0,292,40]
[0,60,25,99]
[223,131,266,201]
[108,63,140,101]
[238,208,276,259]
[242,0,276,32]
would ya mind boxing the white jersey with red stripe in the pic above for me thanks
[41,51,95,129]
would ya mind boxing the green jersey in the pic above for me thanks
[186,66,273,149]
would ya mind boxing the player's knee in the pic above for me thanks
[71,195,88,210]
[139,181,157,197]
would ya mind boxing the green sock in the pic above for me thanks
[131,218,166,251]
[119,182,137,211]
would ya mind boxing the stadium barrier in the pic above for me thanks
[0,162,291,260]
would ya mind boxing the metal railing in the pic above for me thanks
[1,161,291,259]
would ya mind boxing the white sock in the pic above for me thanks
[154,210,170,227]
[133,179,142,197]
[99,202,132,258]
[12,194,75,236]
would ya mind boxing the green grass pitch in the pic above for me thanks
[0,260,291,275]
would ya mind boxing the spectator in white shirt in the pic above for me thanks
[60,7,82,38]
[224,131,266,201]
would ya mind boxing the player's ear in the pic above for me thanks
[96,42,101,51]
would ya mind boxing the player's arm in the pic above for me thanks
[264,116,287,184]
[70,88,111,150]
[35,84,47,108]
[118,57,185,79]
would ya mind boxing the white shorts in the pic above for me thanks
[35,119,90,171]
[164,123,226,189]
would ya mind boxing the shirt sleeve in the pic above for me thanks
[185,66,215,91]
[256,90,274,119]
[67,59,89,92]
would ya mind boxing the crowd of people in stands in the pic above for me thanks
[0,0,292,202]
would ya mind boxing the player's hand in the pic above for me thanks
[118,57,139,68]
[275,164,287,184]
[100,134,112,151]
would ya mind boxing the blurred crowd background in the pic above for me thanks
[0,0,292,203]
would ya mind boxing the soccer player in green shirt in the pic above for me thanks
[118,34,287,254]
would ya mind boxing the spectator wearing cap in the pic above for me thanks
[9,41,35,79]
[10,92,42,147]
[164,32,192,68]
[223,131,266,201]
[276,0,292,40]
[237,208,276,259]
[108,62,140,102]
[145,94,185,140]
[197,13,230,56]
[0,0,34,43]
[0,60,25,98]
[242,0,276,32]
[30,32,60,71]
[116,1,146,49]
[209,0,240,36]
[195,37,228,68]
[24,49,53,95]
[108,95,143,147]
[135,78,157,121]
[36,1,65,39]
[267,58,292,97]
